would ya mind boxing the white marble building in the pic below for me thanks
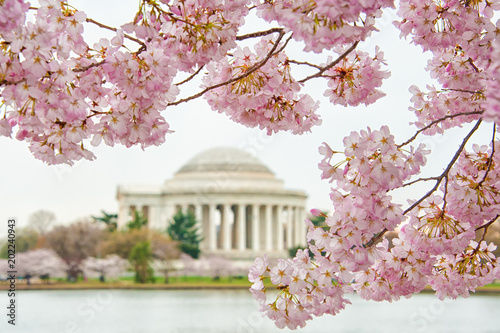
[116,147,308,259]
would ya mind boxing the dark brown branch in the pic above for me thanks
[365,120,483,247]
[168,31,287,107]
[403,119,482,215]
[443,88,484,95]
[0,78,26,86]
[441,175,449,212]
[73,60,106,73]
[475,215,499,231]
[86,18,145,46]
[398,110,483,148]
[298,41,359,83]
[174,65,204,86]
[468,58,480,73]
[236,28,284,40]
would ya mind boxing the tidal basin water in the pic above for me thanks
[2,289,499,333]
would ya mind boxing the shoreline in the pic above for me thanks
[1,283,500,295]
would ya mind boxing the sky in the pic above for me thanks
[0,1,494,237]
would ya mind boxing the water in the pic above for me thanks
[1,289,499,333]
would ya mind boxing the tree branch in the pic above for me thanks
[86,18,145,46]
[402,176,439,187]
[288,60,323,70]
[173,65,204,86]
[398,110,483,148]
[298,41,359,83]
[168,31,287,107]
[365,119,483,247]
[403,119,482,215]
[236,28,284,40]
[475,215,499,231]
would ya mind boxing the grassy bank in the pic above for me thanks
[0,275,253,290]
[1,278,500,293]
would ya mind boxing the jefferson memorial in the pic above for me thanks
[116,147,308,258]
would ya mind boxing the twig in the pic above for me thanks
[174,66,204,86]
[402,119,482,215]
[287,60,323,70]
[86,18,145,46]
[443,88,483,95]
[73,60,106,73]
[236,28,284,40]
[398,110,483,148]
[168,31,287,107]
[475,215,499,231]
[402,176,440,187]
[298,41,359,83]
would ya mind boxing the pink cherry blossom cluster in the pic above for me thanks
[126,0,250,71]
[483,36,500,122]
[323,47,390,107]
[397,0,499,132]
[203,37,321,134]
[254,0,394,52]
[0,0,29,34]
[250,126,432,328]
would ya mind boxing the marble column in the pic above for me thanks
[237,204,246,251]
[293,206,301,246]
[117,204,129,229]
[222,204,232,251]
[251,204,260,251]
[195,204,203,238]
[300,206,306,245]
[275,205,284,251]
[265,204,272,251]
[286,206,293,248]
[208,204,217,251]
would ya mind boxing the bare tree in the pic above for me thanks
[151,233,180,283]
[45,219,104,281]
[28,210,56,235]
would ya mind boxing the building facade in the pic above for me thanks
[116,147,308,259]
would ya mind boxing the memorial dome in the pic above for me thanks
[176,147,273,174]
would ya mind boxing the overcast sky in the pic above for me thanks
[1,1,493,237]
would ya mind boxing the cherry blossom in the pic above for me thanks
[1,0,500,329]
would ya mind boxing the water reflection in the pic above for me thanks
[3,289,499,333]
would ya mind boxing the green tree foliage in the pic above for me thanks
[167,210,202,259]
[126,210,148,230]
[102,228,150,259]
[92,210,118,232]
[309,212,328,228]
[128,241,155,283]
[0,228,39,259]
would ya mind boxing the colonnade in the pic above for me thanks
[121,202,308,252]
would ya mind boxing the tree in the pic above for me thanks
[0,227,39,258]
[28,210,56,235]
[126,210,148,230]
[167,210,202,259]
[92,210,118,232]
[128,241,155,284]
[1,0,500,329]
[151,232,180,283]
[17,249,67,284]
[45,219,104,281]
[101,228,150,259]
[82,255,128,282]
